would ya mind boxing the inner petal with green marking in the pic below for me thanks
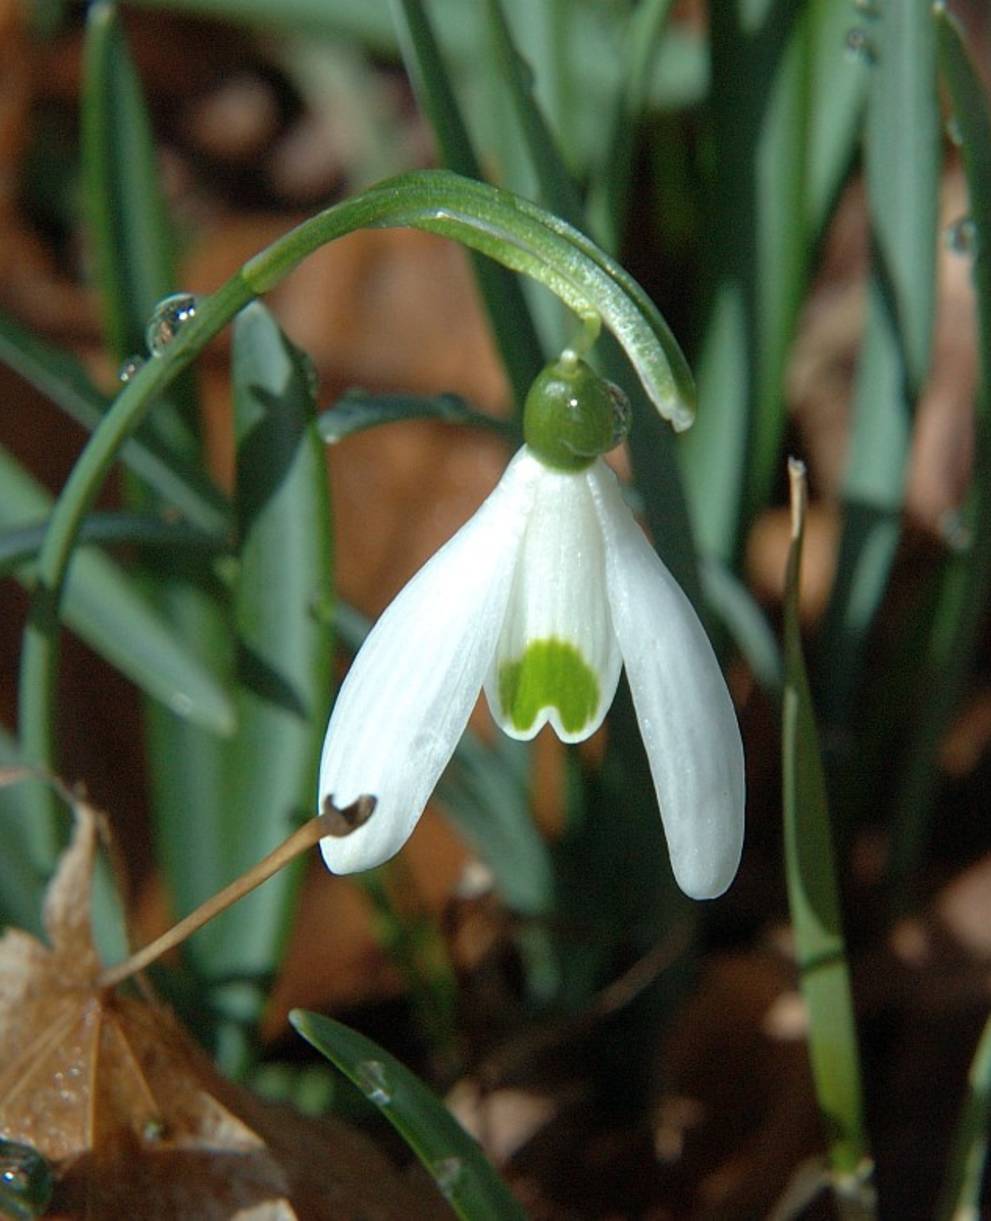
[498,637,600,736]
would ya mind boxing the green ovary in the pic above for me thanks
[498,638,600,735]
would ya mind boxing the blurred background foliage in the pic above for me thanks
[0,0,990,1216]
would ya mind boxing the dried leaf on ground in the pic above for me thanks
[0,801,445,1219]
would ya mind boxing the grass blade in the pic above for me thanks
[0,445,233,736]
[318,388,514,444]
[0,312,230,535]
[888,8,991,907]
[291,1009,527,1220]
[864,0,938,396]
[783,460,873,1209]
[936,1012,991,1221]
[389,0,545,406]
[585,0,675,252]
[0,513,226,575]
[82,1,174,360]
[191,303,332,1005]
[80,0,238,937]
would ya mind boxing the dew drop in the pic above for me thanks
[844,28,877,64]
[431,1156,465,1201]
[946,115,963,146]
[355,1059,392,1105]
[146,292,198,357]
[0,1138,54,1215]
[852,0,880,16]
[944,216,978,256]
[118,354,145,383]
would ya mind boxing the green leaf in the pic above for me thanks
[0,445,234,736]
[864,0,938,395]
[481,0,584,226]
[389,0,545,407]
[0,311,230,536]
[291,1009,527,1221]
[318,389,514,444]
[585,0,675,252]
[782,462,872,1192]
[936,1012,991,1221]
[190,303,332,1002]
[815,274,910,729]
[805,0,871,236]
[0,512,227,576]
[438,733,551,917]
[887,8,991,907]
[80,0,237,935]
[699,555,782,693]
[82,0,174,359]
[0,731,46,935]
[681,1,814,564]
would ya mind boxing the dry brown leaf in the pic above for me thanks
[0,803,446,1219]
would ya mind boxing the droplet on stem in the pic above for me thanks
[354,1058,392,1105]
[844,28,877,65]
[944,216,978,257]
[118,354,145,383]
[431,1156,465,1201]
[146,292,199,357]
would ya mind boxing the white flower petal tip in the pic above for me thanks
[316,449,541,875]
[588,460,745,901]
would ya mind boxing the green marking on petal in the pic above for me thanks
[498,638,600,735]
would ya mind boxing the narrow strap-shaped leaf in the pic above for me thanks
[680,0,812,565]
[481,0,585,225]
[0,512,226,574]
[936,1011,991,1221]
[699,555,782,694]
[82,1,175,358]
[318,388,514,444]
[0,445,234,736]
[19,168,692,871]
[389,0,545,407]
[783,461,874,1207]
[888,8,991,907]
[191,303,332,1003]
[864,0,938,396]
[815,274,911,729]
[0,311,230,535]
[291,1009,527,1220]
[585,0,675,252]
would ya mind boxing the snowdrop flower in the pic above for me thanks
[318,356,745,899]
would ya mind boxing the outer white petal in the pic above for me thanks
[588,460,745,899]
[318,448,540,873]
[483,455,622,743]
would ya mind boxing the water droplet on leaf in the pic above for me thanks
[0,1138,54,1218]
[944,216,977,256]
[431,1156,464,1200]
[355,1059,392,1105]
[118,355,145,383]
[852,0,880,16]
[946,115,963,146]
[844,28,877,64]
[146,293,198,357]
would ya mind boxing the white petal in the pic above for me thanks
[484,455,622,744]
[588,460,745,899]
[318,448,540,873]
